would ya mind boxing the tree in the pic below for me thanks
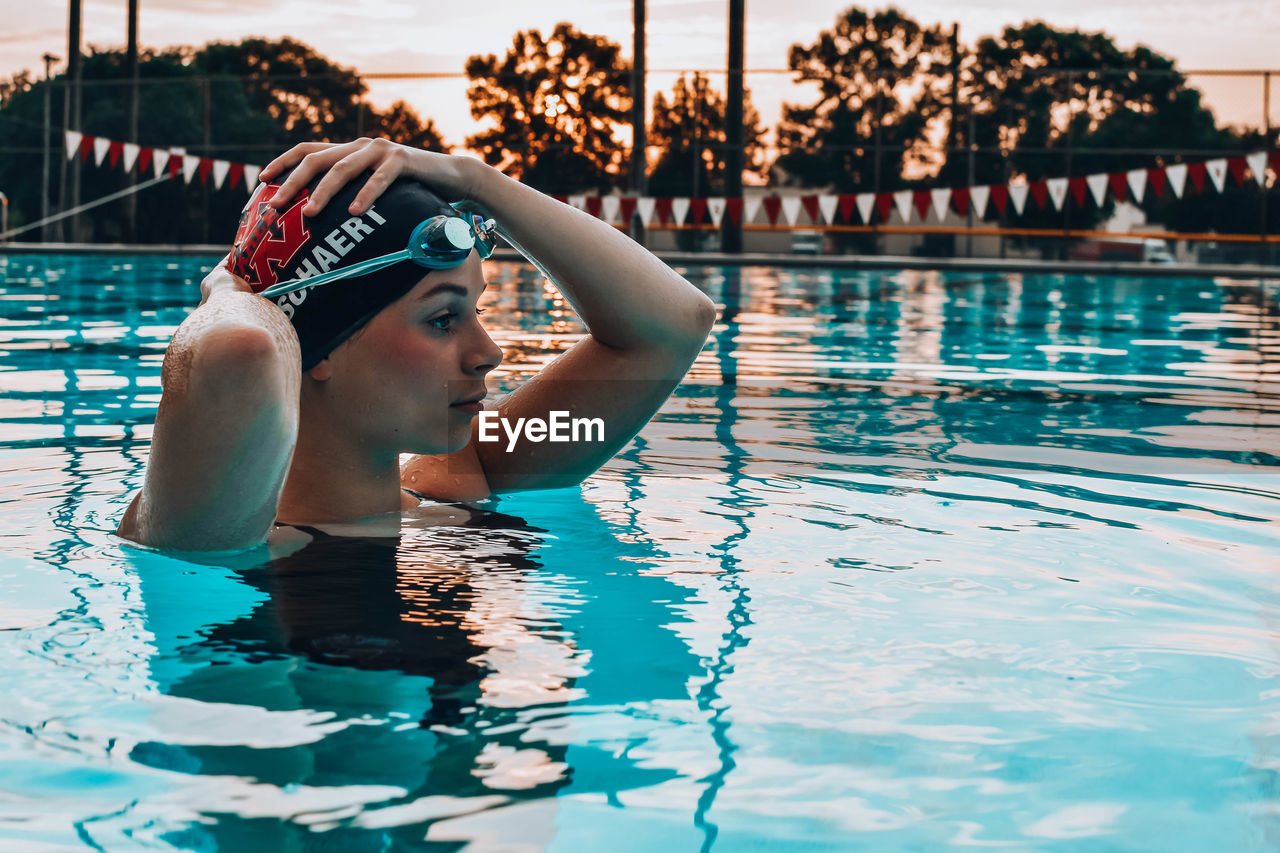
[647,72,766,197]
[0,37,448,243]
[773,6,954,193]
[465,24,631,193]
[956,23,1251,240]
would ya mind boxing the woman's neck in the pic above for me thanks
[276,427,415,524]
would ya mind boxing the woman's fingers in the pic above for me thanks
[348,147,410,214]
[264,140,364,209]
[304,140,393,215]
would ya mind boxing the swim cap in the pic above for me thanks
[228,171,456,370]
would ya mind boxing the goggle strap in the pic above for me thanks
[261,249,413,298]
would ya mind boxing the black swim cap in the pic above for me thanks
[229,171,456,370]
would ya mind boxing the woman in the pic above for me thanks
[117,137,717,551]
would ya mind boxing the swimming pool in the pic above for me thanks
[0,253,1277,850]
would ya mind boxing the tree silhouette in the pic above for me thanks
[0,38,447,243]
[647,72,766,197]
[465,24,632,194]
[773,6,953,193]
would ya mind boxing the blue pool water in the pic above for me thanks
[0,253,1277,851]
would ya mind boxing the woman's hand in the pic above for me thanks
[200,253,254,307]
[257,138,482,219]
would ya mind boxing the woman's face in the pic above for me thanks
[308,253,503,456]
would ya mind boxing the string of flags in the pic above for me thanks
[67,130,1275,228]
[64,131,261,192]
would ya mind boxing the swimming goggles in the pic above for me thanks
[261,204,498,298]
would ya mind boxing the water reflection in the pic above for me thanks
[0,255,1277,848]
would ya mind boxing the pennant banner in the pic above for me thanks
[58,130,1278,232]
[855,193,875,225]
[707,197,727,227]
[818,195,838,224]
[636,197,656,227]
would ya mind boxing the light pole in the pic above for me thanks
[722,0,744,253]
[631,0,647,246]
[41,53,59,244]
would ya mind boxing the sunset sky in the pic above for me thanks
[4,0,1278,155]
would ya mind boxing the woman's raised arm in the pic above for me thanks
[117,260,301,550]
[261,139,716,492]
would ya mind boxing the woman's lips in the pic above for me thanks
[450,400,484,414]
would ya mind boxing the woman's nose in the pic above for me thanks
[467,324,503,376]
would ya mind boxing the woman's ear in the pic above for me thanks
[307,359,332,382]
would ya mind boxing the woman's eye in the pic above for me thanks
[427,312,457,332]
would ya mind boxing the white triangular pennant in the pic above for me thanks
[817,195,838,224]
[121,142,140,172]
[671,197,690,225]
[181,153,201,184]
[1046,178,1068,211]
[567,194,587,211]
[1008,183,1029,215]
[1165,163,1187,199]
[707,197,727,227]
[743,196,761,225]
[636,197,655,227]
[64,130,82,160]
[893,190,912,222]
[780,196,801,226]
[210,159,230,190]
[600,195,620,223]
[1246,151,1268,187]
[92,137,111,166]
[930,188,952,221]
[151,148,170,178]
[243,164,261,188]
[1205,158,1227,193]
[969,186,990,219]
[855,193,875,223]
[1126,169,1147,204]
[1086,173,1109,206]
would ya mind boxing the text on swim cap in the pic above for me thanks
[275,206,387,319]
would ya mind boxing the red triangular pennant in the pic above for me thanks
[689,197,707,224]
[950,187,970,218]
[800,195,820,223]
[1029,180,1048,210]
[761,196,781,225]
[1069,177,1087,207]
[619,196,637,223]
[137,147,154,175]
[837,194,855,223]
[79,135,95,162]
[874,193,893,223]
[912,190,931,221]
[725,197,743,225]
[989,185,1009,216]
[1108,172,1128,202]
[227,162,245,189]
[197,157,214,185]
[168,155,182,178]
[1147,168,1167,199]
[1227,156,1248,187]
[107,140,124,169]
[551,194,567,204]
[1187,162,1206,193]
[585,197,603,218]
[1270,151,1280,175]
[654,197,672,225]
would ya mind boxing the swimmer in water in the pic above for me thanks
[117,138,717,551]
